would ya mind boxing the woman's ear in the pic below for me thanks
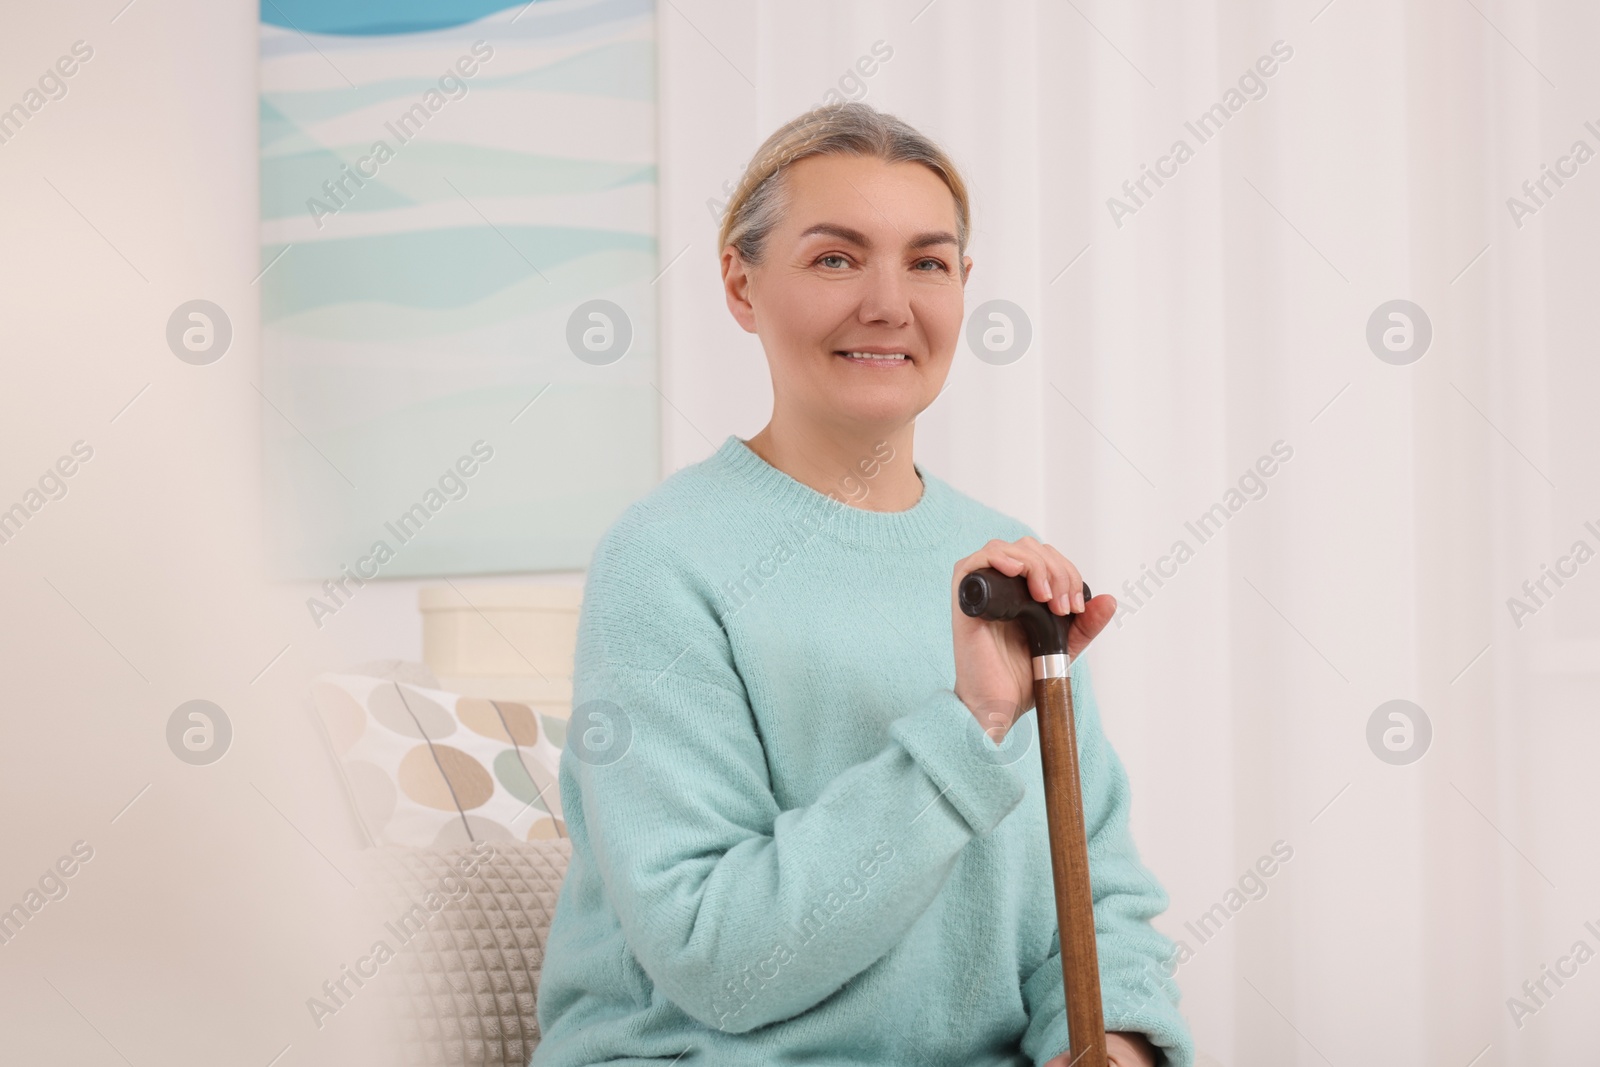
[961,254,974,288]
[721,247,759,334]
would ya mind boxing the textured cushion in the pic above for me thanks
[359,837,572,1065]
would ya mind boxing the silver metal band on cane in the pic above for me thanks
[1033,653,1068,680]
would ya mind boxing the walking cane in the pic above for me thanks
[959,567,1106,1067]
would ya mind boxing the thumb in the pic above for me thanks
[1065,593,1117,659]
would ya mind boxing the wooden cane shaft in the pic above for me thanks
[1034,671,1106,1067]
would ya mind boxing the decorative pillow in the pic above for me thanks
[312,671,568,847]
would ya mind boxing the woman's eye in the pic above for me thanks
[914,258,949,273]
[817,253,850,269]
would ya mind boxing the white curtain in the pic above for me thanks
[659,1,1600,1062]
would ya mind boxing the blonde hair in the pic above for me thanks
[717,101,971,276]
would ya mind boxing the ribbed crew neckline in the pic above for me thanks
[710,434,957,550]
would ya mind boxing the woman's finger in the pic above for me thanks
[1038,541,1084,615]
[1017,536,1071,615]
[1004,537,1059,606]
[962,540,1031,589]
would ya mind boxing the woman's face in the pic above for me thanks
[722,153,973,436]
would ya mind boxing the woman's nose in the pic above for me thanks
[856,263,913,327]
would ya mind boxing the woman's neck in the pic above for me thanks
[744,420,922,512]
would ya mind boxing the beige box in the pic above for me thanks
[420,583,584,716]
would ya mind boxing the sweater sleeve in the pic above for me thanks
[1019,656,1196,1067]
[567,520,1030,1034]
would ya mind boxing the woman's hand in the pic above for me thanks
[950,537,1115,742]
[1041,1030,1159,1067]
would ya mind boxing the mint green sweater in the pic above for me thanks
[532,435,1194,1067]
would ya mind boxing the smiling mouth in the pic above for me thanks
[835,350,912,365]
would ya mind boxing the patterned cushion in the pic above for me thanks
[312,670,567,847]
[359,838,572,1065]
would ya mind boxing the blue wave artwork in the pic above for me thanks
[259,0,659,582]
[262,0,534,36]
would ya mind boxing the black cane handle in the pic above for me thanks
[957,567,1092,655]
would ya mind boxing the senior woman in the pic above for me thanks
[532,102,1194,1067]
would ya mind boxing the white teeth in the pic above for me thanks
[843,351,907,360]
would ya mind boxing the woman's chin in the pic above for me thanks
[823,396,924,429]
